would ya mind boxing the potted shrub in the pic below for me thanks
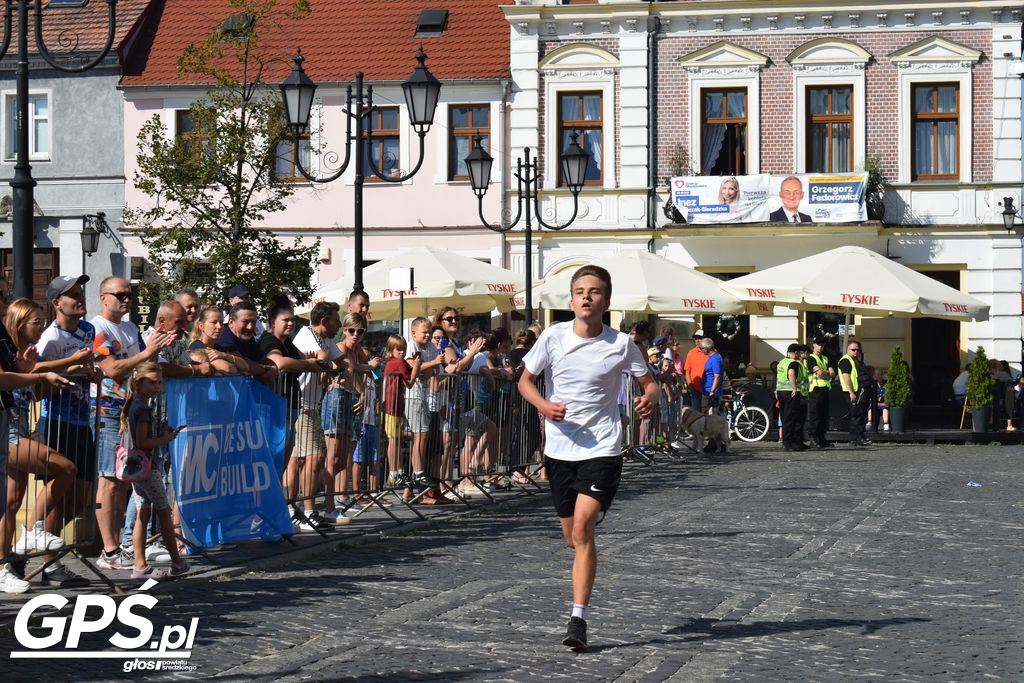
[966,346,995,432]
[886,346,911,432]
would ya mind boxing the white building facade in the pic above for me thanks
[501,0,1023,404]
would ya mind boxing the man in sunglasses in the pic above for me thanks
[838,340,872,447]
[91,276,177,570]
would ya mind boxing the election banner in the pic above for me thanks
[670,172,868,224]
[165,376,292,548]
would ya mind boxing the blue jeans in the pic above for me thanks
[96,420,120,478]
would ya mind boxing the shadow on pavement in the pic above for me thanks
[585,616,931,653]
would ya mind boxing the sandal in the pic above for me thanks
[169,561,189,577]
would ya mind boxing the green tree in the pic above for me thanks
[124,0,318,310]
[966,346,995,407]
[885,345,911,407]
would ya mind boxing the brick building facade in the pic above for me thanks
[502,0,1023,404]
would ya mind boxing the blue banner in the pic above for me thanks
[166,376,292,547]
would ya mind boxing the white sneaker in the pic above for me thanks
[882,424,890,432]
[145,542,171,563]
[13,521,65,554]
[0,565,29,594]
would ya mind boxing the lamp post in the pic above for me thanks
[464,135,589,325]
[1,1,118,299]
[280,49,441,294]
[1000,197,1021,232]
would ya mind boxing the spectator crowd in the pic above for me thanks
[0,272,1020,596]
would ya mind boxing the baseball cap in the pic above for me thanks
[647,346,662,357]
[653,335,669,346]
[811,336,826,346]
[46,274,89,302]
[227,284,251,299]
[692,329,704,339]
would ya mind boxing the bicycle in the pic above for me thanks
[724,387,770,442]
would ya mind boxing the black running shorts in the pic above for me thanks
[545,455,623,518]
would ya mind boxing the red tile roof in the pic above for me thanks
[4,0,153,59]
[121,0,510,87]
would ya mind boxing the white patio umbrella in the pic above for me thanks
[524,250,754,314]
[720,245,989,344]
[298,246,521,320]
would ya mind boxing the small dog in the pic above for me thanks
[679,405,731,453]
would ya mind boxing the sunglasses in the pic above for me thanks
[346,327,366,336]
[103,291,132,302]
[442,316,460,323]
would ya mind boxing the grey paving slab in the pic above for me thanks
[2,442,1022,681]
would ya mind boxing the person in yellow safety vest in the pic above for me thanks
[806,337,836,450]
[838,339,872,447]
[776,343,809,451]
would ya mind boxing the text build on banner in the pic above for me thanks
[165,376,292,548]
[670,173,868,224]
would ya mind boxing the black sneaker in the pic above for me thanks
[307,511,334,531]
[562,616,588,651]
[40,564,91,589]
[5,553,27,579]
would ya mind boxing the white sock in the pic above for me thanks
[571,603,587,620]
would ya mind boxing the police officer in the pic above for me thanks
[838,339,871,446]
[806,337,836,449]
[776,343,809,451]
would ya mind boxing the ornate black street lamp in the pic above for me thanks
[1,1,118,299]
[464,135,589,325]
[1000,196,1021,233]
[280,49,441,293]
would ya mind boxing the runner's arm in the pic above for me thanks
[633,372,660,418]
[518,368,565,421]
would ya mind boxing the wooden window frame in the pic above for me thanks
[175,110,210,162]
[911,83,960,181]
[700,87,747,175]
[273,130,311,184]
[363,106,400,182]
[448,104,490,181]
[557,91,602,187]
[806,85,854,173]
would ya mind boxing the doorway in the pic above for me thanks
[2,248,59,315]
[911,270,961,407]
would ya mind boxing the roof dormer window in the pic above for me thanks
[415,9,448,37]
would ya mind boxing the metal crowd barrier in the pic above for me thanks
[3,375,110,589]
[619,375,687,464]
[269,366,550,528]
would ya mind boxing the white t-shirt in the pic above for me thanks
[293,325,342,409]
[405,340,438,400]
[91,315,144,418]
[523,321,648,461]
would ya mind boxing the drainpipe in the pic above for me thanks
[647,16,660,239]
[500,77,512,267]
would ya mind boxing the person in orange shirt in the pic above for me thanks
[682,330,706,409]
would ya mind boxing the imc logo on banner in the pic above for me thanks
[177,421,275,503]
[10,581,199,673]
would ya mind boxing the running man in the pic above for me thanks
[518,265,659,651]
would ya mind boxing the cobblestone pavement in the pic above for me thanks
[4,442,1023,681]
